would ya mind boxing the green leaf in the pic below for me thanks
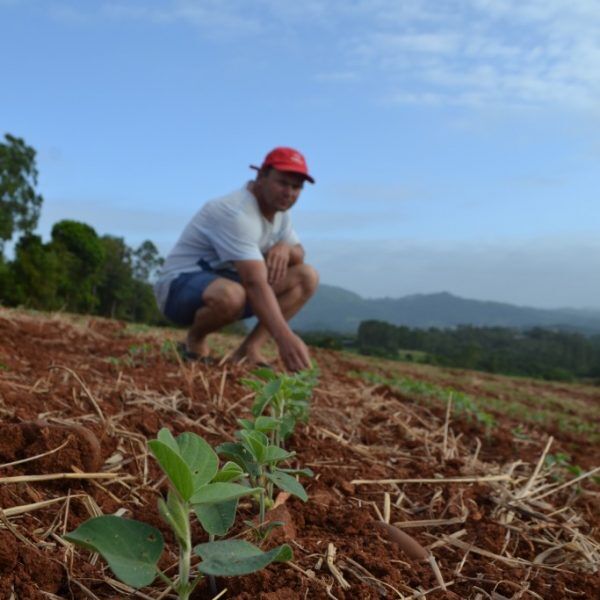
[264,378,282,396]
[156,427,179,453]
[212,461,244,483]
[263,445,293,463]
[157,491,190,547]
[239,430,268,463]
[148,440,194,500]
[190,482,261,505]
[254,416,280,433]
[251,379,282,417]
[237,418,255,431]
[176,432,218,489]
[266,470,308,502]
[216,441,246,461]
[279,467,314,478]
[240,378,263,391]
[195,539,292,576]
[280,414,297,440]
[194,499,238,537]
[216,442,258,477]
[251,368,278,382]
[64,516,163,588]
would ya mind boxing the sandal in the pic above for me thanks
[176,342,216,365]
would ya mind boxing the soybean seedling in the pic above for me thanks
[217,428,313,535]
[65,428,292,599]
[241,367,318,449]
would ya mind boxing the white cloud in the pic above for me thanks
[39,1,600,111]
[351,1,600,111]
[49,1,264,35]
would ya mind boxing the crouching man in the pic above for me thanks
[153,147,319,372]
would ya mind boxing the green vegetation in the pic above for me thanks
[0,133,164,323]
[2,222,164,322]
[304,320,600,384]
[65,428,292,598]
[357,321,600,382]
[218,429,312,534]
[350,369,496,428]
[349,363,600,443]
[0,134,43,253]
[64,370,319,595]
[241,367,318,448]
[544,453,600,486]
[218,368,318,535]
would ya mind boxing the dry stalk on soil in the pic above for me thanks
[0,308,598,599]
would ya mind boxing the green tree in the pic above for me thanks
[357,320,398,357]
[49,220,105,313]
[133,240,164,282]
[0,134,43,255]
[6,234,62,309]
[129,278,165,324]
[96,235,164,323]
[0,254,13,305]
[96,235,135,319]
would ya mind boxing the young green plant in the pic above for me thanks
[217,427,313,532]
[241,367,318,448]
[64,428,292,599]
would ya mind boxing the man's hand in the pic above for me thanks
[275,330,312,372]
[235,258,311,372]
[266,242,291,286]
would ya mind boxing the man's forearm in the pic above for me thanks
[244,279,293,342]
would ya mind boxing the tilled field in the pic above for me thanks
[0,308,599,599]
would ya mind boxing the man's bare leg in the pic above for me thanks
[186,278,247,356]
[232,264,319,364]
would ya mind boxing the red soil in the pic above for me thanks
[0,308,598,599]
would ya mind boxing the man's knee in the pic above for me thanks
[296,264,319,297]
[204,281,246,320]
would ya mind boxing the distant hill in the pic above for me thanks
[291,285,600,334]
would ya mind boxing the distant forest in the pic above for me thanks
[3,133,599,384]
[0,133,165,324]
[302,321,600,383]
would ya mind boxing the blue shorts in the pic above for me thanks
[163,270,254,326]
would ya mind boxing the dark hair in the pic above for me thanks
[257,165,273,179]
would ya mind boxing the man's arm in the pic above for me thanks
[266,242,305,285]
[235,259,311,372]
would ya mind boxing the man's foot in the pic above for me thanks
[230,346,271,367]
[176,342,216,364]
[185,335,210,358]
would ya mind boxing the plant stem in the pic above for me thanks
[177,501,192,600]
[259,487,266,527]
[208,534,217,596]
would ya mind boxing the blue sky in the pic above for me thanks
[2,0,600,308]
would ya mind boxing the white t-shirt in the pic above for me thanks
[153,183,300,312]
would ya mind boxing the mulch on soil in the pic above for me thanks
[0,308,599,599]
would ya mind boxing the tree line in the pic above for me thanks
[0,133,165,323]
[302,322,600,382]
[355,320,600,382]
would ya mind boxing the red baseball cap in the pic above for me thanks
[250,147,315,184]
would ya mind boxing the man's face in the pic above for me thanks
[259,169,305,213]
